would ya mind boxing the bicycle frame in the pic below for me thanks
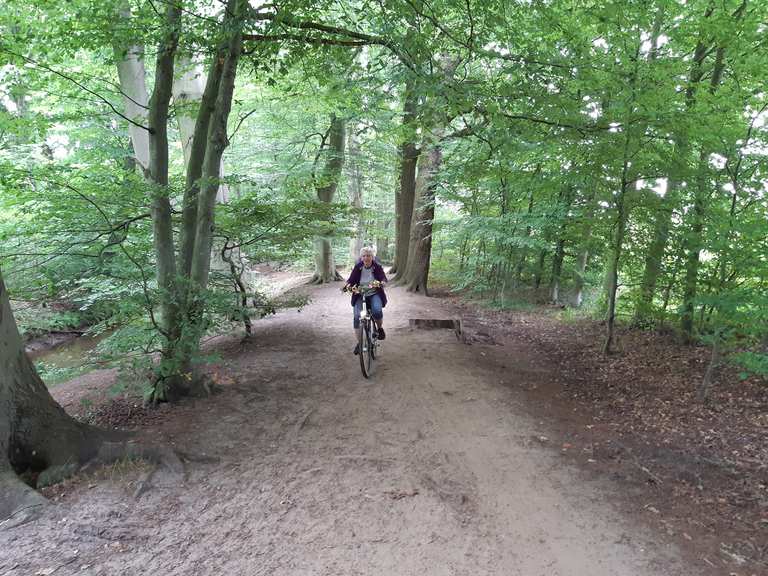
[357,289,379,378]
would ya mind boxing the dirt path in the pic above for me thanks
[2,283,697,575]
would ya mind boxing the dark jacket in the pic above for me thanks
[346,260,388,308]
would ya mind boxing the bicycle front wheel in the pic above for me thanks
[359,321,374,378]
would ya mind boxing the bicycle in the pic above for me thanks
[344,282,382,378]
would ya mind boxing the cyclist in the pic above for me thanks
[342,246,388,355]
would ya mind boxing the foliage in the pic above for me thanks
[1,0,767,387]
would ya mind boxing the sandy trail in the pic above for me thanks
[1,283,693,575]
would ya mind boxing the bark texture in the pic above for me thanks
[346,128,364,264]
[402,138,443,294]
[190,3,245,292]
[0,270,110,524]
[311,115,346,283]
[173,55,230,205]
[178,51,225,279]
[147,0,182,344]
[680,47,727,342]
[634,9,715,325]
[113,2,150,171]
[391,80,419,280]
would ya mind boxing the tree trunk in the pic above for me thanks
[573,248,589,308]
[173,54,230,204]
[514,184,536,289]
[603,88,637,354]
[113,2,150,172]
[573,191,597,308]
[391,79,419,280]
[549,187,576,303]
[680,47,727,343]
[178,52,225,279]
[603,176,630,355]
[190,10,244,291]
[0,269,113,524]
[146,0,183,353]
[311,114,346,283]
[534,249,547,291]
[550,239,565,304]
[698,327,722,403]
[402,139,443,294]
[347,127,364,263]
[634,9,718,325]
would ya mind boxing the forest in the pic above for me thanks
[0,0,767,572]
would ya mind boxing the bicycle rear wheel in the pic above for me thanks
[359,321,374,378]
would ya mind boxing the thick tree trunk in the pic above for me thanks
[403,140,443,294]
[391,80,419,280]
[311,114,346,283]
[0,270,117,524]
[634,175,684,325]
[113,2,150,171]
[679,152,709,342]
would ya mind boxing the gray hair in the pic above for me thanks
[359,246,376,258]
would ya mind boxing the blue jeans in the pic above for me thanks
[353,293,383,329]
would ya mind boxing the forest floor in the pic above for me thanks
[1,278,765,575]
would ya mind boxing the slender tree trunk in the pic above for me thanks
[698,327,722,403]
[603,174,630,355]
[574,248,589,308]
[550,239,565,304]
[634,8,718,325]
[603,69,638,354]
[311,114,346,283]
[179,52,226,279]
[173,55,230,204]
[113,2,150,171]
[391,79,419,280]
[573,192,597,308]
[514,187,536,288]
[403,138,443,294]
[146,0,182,355]
[347,128,364,263]
[680,47,727,343]
[190,0,245,293]
[534,249,547,291]
[549,186,576,303]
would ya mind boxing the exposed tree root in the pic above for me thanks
[308,271,342,285]
[0,471,48,530]
[1,437,190,526]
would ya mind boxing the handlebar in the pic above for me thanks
[342,281,383,295]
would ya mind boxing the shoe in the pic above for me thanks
[378,327,386,340]
[354,343,360,355]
